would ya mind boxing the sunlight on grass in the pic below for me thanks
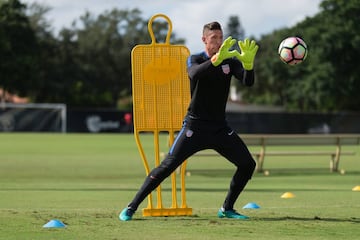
[0,133,359,240]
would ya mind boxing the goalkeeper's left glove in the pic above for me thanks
[211,36,238,67]
[235,38,259,70]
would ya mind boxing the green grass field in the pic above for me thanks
[0,133,359,240]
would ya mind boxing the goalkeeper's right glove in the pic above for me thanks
[211,36,238,67]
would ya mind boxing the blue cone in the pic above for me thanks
[243,202,260,209]
[43,219,66,228]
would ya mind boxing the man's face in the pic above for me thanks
[202,29,223,57]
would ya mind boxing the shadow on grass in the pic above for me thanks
[124,215,360,223]
[188,168,360,177]
[2,187,351,192]
[255,216,360,223]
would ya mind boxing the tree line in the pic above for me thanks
[0,0,184,108]
[1,0,359,112]
[252,0,360,112]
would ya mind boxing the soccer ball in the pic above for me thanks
[278,37,308,65]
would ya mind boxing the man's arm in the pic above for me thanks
[187,54,213,80]
[242,69,255,86]
[232,59,255,87]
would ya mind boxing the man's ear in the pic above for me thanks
[202,36,206,44]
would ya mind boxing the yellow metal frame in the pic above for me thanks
[131,14,192,217]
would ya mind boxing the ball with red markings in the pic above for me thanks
[278,37,308,65]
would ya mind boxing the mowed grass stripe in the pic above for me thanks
[0,133,359,240]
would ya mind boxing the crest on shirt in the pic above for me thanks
[186,130,193,137]
[221,64,230,74]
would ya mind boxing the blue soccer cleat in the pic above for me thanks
[217,207,249,220]
[119,207,135,221]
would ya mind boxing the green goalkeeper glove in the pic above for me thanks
[236,38,259,70]
[211,36,238,67]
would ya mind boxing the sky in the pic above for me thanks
[22,0,322,53]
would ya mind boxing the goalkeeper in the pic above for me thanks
[120,21,259,221]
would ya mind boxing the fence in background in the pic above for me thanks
[1,105,359,133]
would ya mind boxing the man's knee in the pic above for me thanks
[149,156,180,180]
[237,157,256,178]
[248,158,256,172]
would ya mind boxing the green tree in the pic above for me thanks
[316,0,360,111]
[224,15,246,101]
[0,0,39,100]
[26,2,66,103]
[25,7,185,108]
[225,15,245,40]
[243,0,360,112]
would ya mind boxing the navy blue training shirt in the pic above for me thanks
[186,51,254,122]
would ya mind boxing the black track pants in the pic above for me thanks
[128,117,256,211]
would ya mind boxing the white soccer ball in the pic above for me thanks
[278,36,308,65]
